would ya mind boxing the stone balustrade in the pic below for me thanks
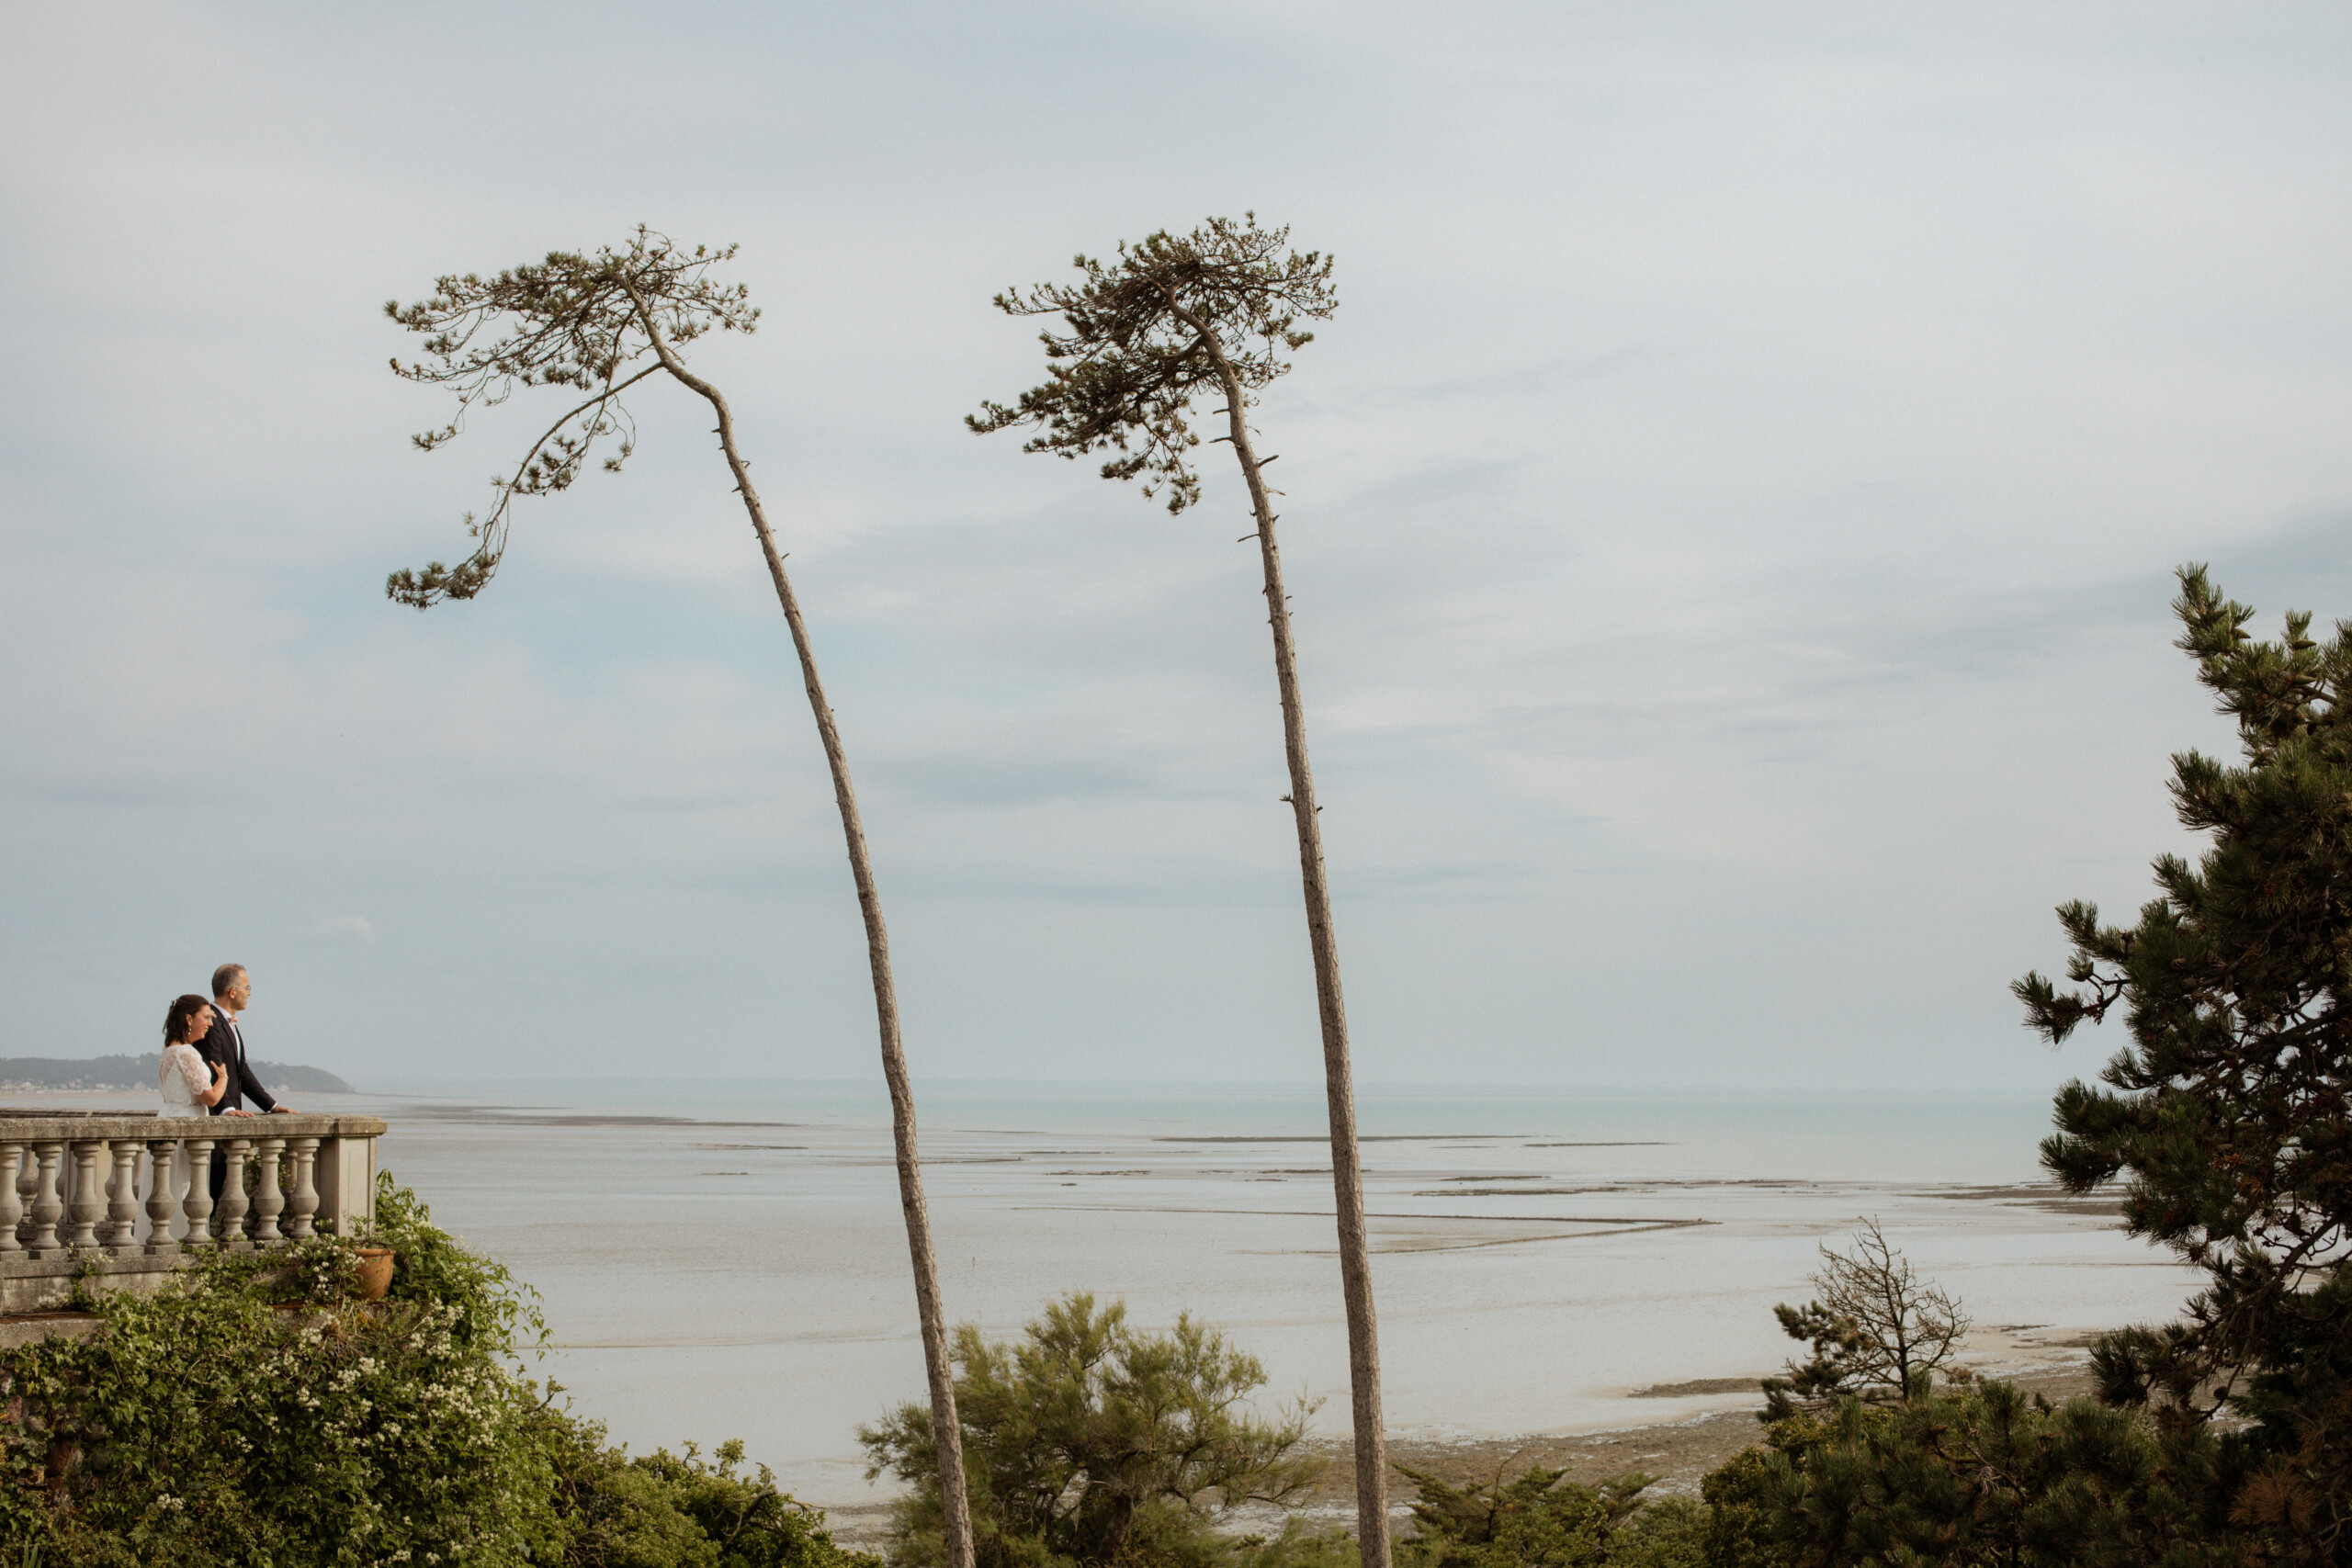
[0,1110,387,1314]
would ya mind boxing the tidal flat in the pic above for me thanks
[31,1082,2198,1519]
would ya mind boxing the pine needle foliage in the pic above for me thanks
[2014,564,2352,1559]
[967,214,1333,514]
[1723,1385,2235,1568]
[1761,1220,1970,1419]
[383,226,757,604]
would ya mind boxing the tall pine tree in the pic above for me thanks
[970,216,1395,1568]
[2018,565,2352,1558]
[383,230,976,1568]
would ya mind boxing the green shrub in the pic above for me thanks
[0,1248,561,1562]
[1692,1439,1797,1568]
[859,1292,1321,1568]
[369,1166,547,1351]
[0,1171,866,1568]
[1223,1521,1358,1568]
[1394,1464,1702,1568]
[538,1408,878,1568]
[1711,1381,2255,1567]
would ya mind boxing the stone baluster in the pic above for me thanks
[146,1136,184,1254]
[64,1141,105,1249]
[27,1142,63,1256]
[105,1139,142,1254]
[16,1144,35,1247]
[249,1137,286,1245]
[214,1136,254,1250]
[283,1137,320,1240]
[180,1136,217,1250]
[0,1139,23,1255]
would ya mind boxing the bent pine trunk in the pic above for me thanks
[1208,354,1392,1568]
[632,307,976,1568]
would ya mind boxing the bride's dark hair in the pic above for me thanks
[163,993,213,1046]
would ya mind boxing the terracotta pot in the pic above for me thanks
[354,1246,395,1302]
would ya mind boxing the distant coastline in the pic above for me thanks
[0,1055,356,1095]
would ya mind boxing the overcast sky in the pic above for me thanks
[5,3,2349,1093]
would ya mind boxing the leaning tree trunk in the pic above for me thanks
[1209,355,1392,1568]
[633,310,976,1568]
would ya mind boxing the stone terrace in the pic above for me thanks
[0,1110,386,1314]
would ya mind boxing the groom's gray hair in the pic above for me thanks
[210,963,246,998]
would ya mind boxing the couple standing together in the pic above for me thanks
[157,963,298,1122]
[156,964,297,1214]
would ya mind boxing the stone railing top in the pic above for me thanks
[0,1111,387,1139]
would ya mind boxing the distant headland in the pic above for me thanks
[0,1055,356,1095]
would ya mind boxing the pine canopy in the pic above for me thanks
[2018,565,2352,1452]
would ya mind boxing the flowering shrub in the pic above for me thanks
[543,1416,877,1568]
[369,1168,544,1353]
[0,1172,871,1568]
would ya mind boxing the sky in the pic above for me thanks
[5,3,2350,1093]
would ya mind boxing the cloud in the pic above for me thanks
[1386,347,1657,404]
[3,6,2349,1089]
[291,917,374,948]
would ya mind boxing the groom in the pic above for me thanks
[199,963,292,1231]
[201,964,294,1119]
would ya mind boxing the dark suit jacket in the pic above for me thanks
[200,1009,277,1115]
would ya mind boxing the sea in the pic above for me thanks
[26,1082,2201,1510]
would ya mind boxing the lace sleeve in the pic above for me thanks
[165,1044,209,1097]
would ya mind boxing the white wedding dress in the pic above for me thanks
[155,1043,209,1221]
[157,1043,209,1119]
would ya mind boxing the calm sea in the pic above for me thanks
[32,1082,2202,1507]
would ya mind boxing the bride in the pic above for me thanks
[159,994,228,1118]
[156,995,229,1228]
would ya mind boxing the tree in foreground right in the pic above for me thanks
[2016,563,2352,1557]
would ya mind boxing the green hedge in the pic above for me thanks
[0,1172,876,1568]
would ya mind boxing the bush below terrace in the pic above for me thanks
[0,1171,876,1568]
